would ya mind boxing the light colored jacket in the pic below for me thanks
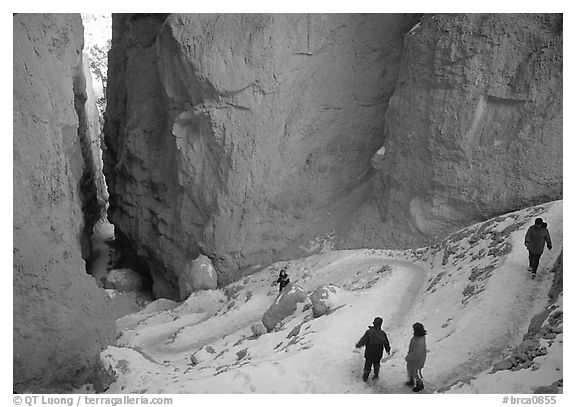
[406,335,426,370]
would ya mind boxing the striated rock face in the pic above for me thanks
[357,14,563,246]
[13,14,118,390]
[104,13,420,297]
[104,13,562,297]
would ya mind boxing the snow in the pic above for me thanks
[80,14,111,112]
[100,201,563,395]
[81,14,111,52]
[409,21,422,34]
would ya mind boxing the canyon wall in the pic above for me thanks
[104,13,562,299]
[104,13,420,298]
[353,13,563,246]
[13,14,118,390]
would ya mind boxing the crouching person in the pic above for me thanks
[406,322,427,392]
[355,317,391,382]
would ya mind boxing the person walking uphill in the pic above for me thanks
[355,317,391,382]
[524,217,552,278]
[276,269,290,293]
[406,322,427,392]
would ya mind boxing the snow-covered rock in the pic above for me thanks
[102,268,143,292]
[178,255,218,300]
[141,298,180,314]
[310,284,345,318]
[251,321,267,337]
[190,345,217,366]
[178,289,226,314]
[262,284,309,332]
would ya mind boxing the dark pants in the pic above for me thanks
[529,251,542,273]
[363,358,381,379]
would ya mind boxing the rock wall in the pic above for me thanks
[81,51,109,218]
[355,13,563,246]
[13,13,118,391]
[104,13,420,297]
[104,13,562,298]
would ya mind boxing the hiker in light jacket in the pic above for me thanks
[406,322,427,392]
[524,217,552,278]
[355,317,391,382]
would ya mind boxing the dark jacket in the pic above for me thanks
[356,326,391,361]
[277,275,290,290]
[406,335,426,370]
[525,224,552,255]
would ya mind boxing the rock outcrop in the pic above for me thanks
[354,14,563,247]
[13,14,118,391]
[104,13,420,298]
[262,283,308,332]
[251,321,268,337]
[310,284,344,318]
[79,51,109,228]
[104,13,562,298]
[102,268,143,292]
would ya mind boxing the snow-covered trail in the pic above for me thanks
[103,255,429,393]
[101,201,562,394]
[402,201,563,392]
[317,257,430,394]
[279,257,427,393]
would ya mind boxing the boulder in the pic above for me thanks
[262,284,308,332]
[190,345,216,366]
[287,323,303,338]
[236,349,248,360]
[492,359,514,372]
[102,268,143,292]
[310,284,345,318]
[251,321,267,337]
[178,255,218,300]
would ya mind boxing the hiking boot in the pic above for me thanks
[531,272,536,279]
[405,379,414,386]
[413,383,424,392]
[527,267,533,272]
[362,372,369,382]
[373,375,379,380]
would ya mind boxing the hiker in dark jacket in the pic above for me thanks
[406,322,427,392]
[276,269,290,293]
[355,317,391,381]
[524,218,552,278]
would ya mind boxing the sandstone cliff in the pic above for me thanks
[104,13,420,298]
[13,14,118,391]
[358,13,563,246]
[104,13,562,299]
